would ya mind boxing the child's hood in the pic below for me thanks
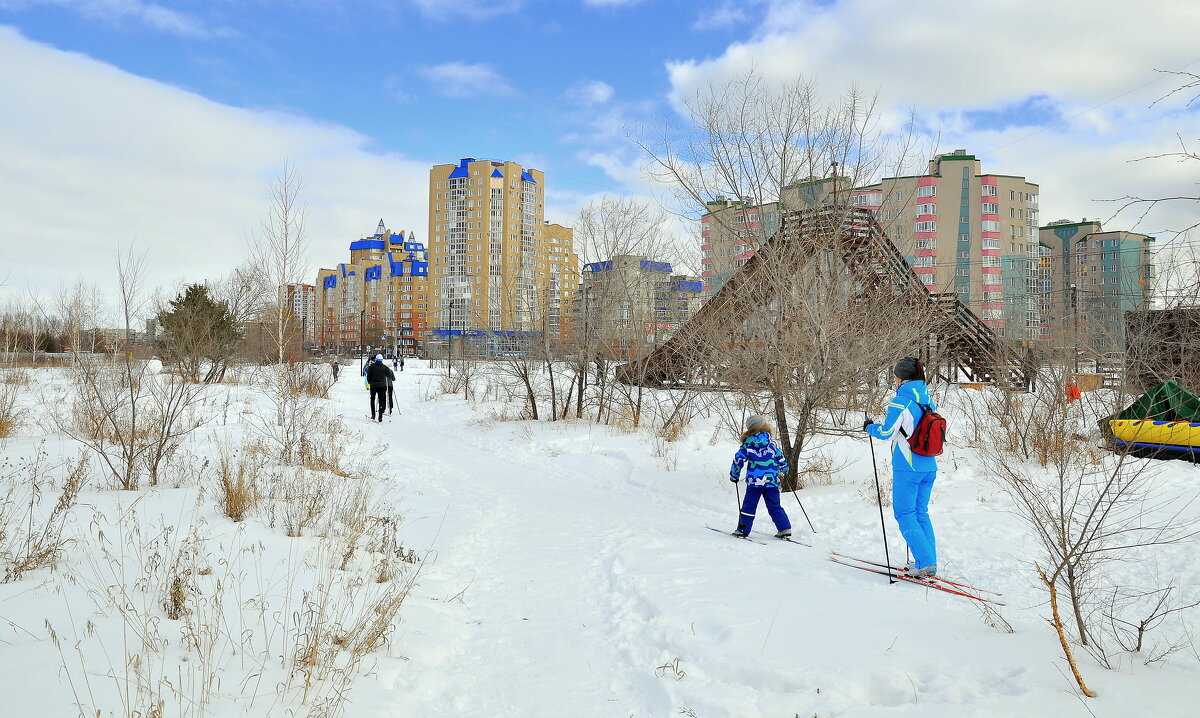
[743,431,772,446]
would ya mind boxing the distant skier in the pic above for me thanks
[729,415,792,539]
[385,364,397,415]
[864,357,939,577]
[392,355,399,371]
[399,355,405,372]
[330,359,339,382]
[365,354,395,423]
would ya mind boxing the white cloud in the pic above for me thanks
[418,61,516,97]
[663,0,1200,236]
[0,26,432,306]
[692,1,749,31]
[0,0,224,38]
[567,80,614,105]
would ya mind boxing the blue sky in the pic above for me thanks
[1,0,1197,302]
[1,0,760,196]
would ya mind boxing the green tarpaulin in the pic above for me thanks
[1113,380,1200,422]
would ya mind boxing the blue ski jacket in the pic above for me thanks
[867,380,938,472]
[730,431,790,487]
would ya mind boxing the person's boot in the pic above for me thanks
[775,529,793,539]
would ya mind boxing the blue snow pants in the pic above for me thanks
[737,484,791,535]
[892,469,937,570]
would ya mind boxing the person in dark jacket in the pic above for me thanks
[365,354,395,422]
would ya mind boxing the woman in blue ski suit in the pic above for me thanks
[729,415,792,539]
[864,357,938,575]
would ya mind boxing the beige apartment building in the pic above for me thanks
[851,151,1042,339]
[314,220,430,354]
[427,158,578,354]
[1039,219,1155,352]
[578,255,704,357]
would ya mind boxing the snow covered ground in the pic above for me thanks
[2,359,1199,717]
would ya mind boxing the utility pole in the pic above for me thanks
[1071,283,1079,373]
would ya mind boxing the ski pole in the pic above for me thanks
[788,469,817,533]
[866,415,896,584]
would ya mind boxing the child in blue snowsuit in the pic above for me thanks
[729,415,792,539]
[865,357,939,576]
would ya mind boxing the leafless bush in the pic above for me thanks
[248,362,328,464]
[0,447,88,582]
[1097,583,1200,665]
[796,445,851,487]
[293,362,335,399]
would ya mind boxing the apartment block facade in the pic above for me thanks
[1039,219,1155,352]
[315,220,430,354]
[427,158,578,353]
[852,151,1042,339]
[700,177,843,295]
[285,283,317,345]
[579,255,704,355]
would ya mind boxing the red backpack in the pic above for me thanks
[901,403,946,457]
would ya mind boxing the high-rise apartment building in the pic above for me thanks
[315,220,429,354]
[700,177,843,295]
[285,283,317,345]
[427,158,578,354]
[852,151,1042,338]
[578,255,704,355]
[1039,219,1155,352]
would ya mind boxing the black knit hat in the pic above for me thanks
[893,356,919,380]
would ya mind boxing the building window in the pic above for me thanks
[915,220,937,232]
[982,202,999,215]
[982,185,997,197]
[982,220,1000,232]
[917,203,936,216]
[917,185,936,197]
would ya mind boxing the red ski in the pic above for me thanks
[830,551,1003,597]
[829,555,1004,605]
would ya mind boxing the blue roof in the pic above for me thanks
[491,169,503,178]
[521,170,537,183]
[447,158,470,179]
[350,239,386,251]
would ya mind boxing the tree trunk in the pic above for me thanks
[1065,564,1090,647]
[1038,565,1096,698]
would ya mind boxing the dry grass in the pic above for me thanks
[0,380,24,438]
[1,369,30,385]
[0,448,89,583]
[215,444,261,522]
[292,363,335,399]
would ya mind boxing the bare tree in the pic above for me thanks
[570,197,688,425]
[247,161,309,366]
[1105,70,1200,236]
